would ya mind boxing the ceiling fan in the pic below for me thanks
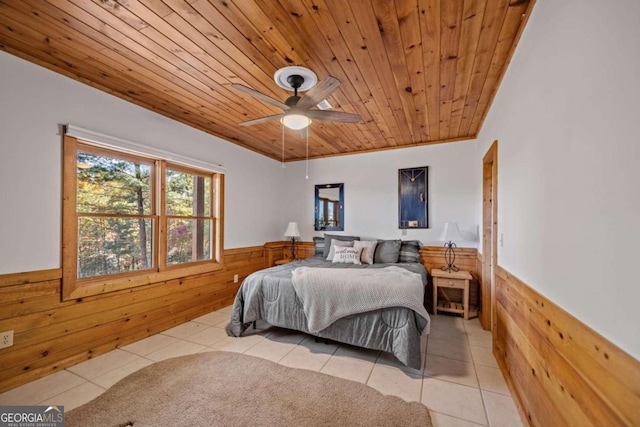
[231,70,361,130]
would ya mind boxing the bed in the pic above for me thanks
[227,237,430,369]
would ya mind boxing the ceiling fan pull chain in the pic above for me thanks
[281,121,286,168]
[306,125,309,180]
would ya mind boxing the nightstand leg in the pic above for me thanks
[463,281,469,320]
[433,283,438,315]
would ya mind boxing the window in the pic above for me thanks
[165,167,213,266]
[62,136,223,300]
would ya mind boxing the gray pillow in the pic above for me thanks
[312,237,325,256]
[322,234,360,259]
[398,240,422,263]
[374,239,402,263]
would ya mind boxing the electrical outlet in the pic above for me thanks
[0,330,13,349]
[233,274,239,283]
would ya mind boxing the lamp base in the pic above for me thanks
[441,241,459,273]
[289,238,298,262]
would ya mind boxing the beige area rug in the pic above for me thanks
[65,351,431,427]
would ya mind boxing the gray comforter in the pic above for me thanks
[227,257,430,369]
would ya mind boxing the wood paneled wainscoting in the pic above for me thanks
[494,266,640,427]
[263,243,482,314]
[0,246,266,393]
[263,241,315,267]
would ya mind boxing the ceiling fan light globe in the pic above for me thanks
[281,114,311,130]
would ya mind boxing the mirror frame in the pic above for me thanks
[314,183,344,231]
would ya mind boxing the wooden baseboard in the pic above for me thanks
[0,246,266,393]
[495,265,639,426]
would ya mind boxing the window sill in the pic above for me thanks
[62,262,224,301]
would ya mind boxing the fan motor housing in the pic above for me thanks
[285,95,301,108]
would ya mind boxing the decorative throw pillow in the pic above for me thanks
[332,246,363,264]
[398,240,422,263]
[353,240,378,265]
[326,240,354,261]
[312,237,325,256]
[373,239,402,263]
[322,234,360,259]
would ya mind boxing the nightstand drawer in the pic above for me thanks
[437,278,466,289]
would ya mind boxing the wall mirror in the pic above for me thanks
[315,183,344,231]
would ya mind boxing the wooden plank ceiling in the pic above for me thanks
[0,0,534,161]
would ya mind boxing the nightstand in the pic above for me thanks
[430,269,475,320]
[274,259,291,266]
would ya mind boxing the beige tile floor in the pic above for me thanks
[0,306,523,426]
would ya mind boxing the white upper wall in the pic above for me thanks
[283,140,479,246]
[0,52,285,274]
[477,0,640,358]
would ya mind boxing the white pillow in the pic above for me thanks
[353,240,378,265]
[332,246,363,264]
[326,240,354,261]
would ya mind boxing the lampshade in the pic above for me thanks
[281,114,311,130]
[284,222,301,238]
[440,222,463,243]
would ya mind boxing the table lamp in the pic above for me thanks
[284,222,301,261]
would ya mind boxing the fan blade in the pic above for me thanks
[306,110,361,123]
[296,76,341,110]
[239,113,285,126]
[231,83,290,110]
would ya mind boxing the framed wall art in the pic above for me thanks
[398,167,428,229]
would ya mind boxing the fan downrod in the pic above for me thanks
[285,74,304,107]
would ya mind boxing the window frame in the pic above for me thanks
[161,162,218,270]
[62,135,224,300]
